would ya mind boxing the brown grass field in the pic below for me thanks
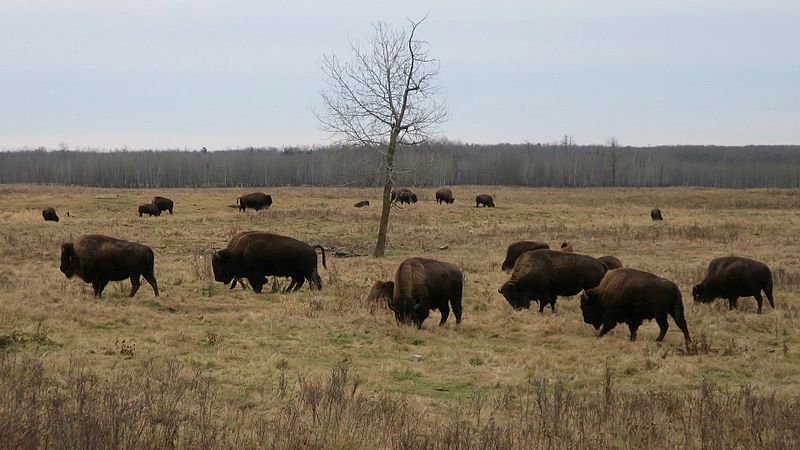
[2,185,800,448]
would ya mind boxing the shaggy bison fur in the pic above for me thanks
[42,207,59,222]
[237,193,273,211]
[501,241,550,271]
[693,256,774,313]
[386,258,463,328]
[435,188,455,204]
[598,255,624,270]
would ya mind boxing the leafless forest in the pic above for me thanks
[2,143,799,188]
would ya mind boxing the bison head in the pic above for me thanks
[60,242,75,278]
[580,290,603,329]
[498,282,530,310]
[211,249,235,284]
[692,284,712,303]
[410,193,418,203]
[388,296,419,326]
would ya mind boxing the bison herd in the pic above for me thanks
[46,188,777,350]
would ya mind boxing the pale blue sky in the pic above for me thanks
[1,0,798,149]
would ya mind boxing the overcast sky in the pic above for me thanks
[1,0,798,149]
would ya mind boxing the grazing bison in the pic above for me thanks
[598,255,624,270]
[391,188,418,205]
[435,188,455,204]
[366,280,395,305]
[560,242,574,253]
[693,256,774,313]
[151,196,174,215]
[386,257,463,328]
[138,203,161,217]
[42,207,59,222]
[499,250,606,313]
[581,268,692,351]
[354,200,370,208]
[651,208,663,221]
[237,192,273,211]
[475,194,495,208]
[60,234,159,298]
[501,241,550,271]
[211,232,326,294]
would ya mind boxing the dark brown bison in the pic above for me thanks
[42,207,59,222]
[651,208,663,221]
[391,188,417,204]
[138,203,161,217]
[386,257,463,328]
[501,241,550,271]
[151,196,174,215]
[435,188,455,204]
[560,242,574,253]
[693,256,774,313]
[581,268,692,351]
[475,194,495,208]
[212,232,326,294]
[499,250,606,313]
[598,255,624,270]
[60,234,159,298]
[237,192,273,211]
[354,200,370,208]
[225,231,266,290]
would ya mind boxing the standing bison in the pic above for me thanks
[499,250,606,313]
[42,207,59,222]
[693,256,774,313]
[391,188,417,205]
[237,193,273,211]
[151,196,174,215]
[475,194,495,208]
[581,268,692,351]
[435,188,455,204]
[651,208,664,221]
[211,232,326,294]
[598,255,624,270]
[383,257,463,328]
[60,234,159,298]
[138,203,161,217]
[501,241,550,271]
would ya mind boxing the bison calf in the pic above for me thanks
[501,241,550,271]
[581,268,691,351]
[60,234,159,298]
[693,256,774,313]
[475,194,494,208]
[42,207,59,222]
[138,203,161,217]
[387,258,463,329]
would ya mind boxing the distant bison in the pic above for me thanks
[499,250,606,313]
[60,234,159,298]
[386,257,463,328]
[651,208,663,221]
[237,192,273,211]
[560,242,574,253]
[435,188,455,204]
[581,268,692,351]
[475,194,495,208]
[598,255,624,270]
[501,241,550,271]
[693,256,774,313]
[391,188,417,205]
[42,207,59,222]
[138,203,161,217]
[212,231,326,294]
[151,196,174,215]
[354,200,370,208]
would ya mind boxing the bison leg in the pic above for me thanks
[438,304,450,327]
[292,277,305,291]
[753,293,764,314]
[655,316,670,342]
[91,281,102,297]
[143,272,159,297]
[452,298,463,329]
[249,275,265,294]
[728,297,738,310]
[129,276,141,297]
[95,280,109,298]
[598,320,617,338]
[627,321,641,341]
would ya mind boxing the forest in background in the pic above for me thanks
[1,143,799,188]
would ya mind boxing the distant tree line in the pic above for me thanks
[1,143,799,188]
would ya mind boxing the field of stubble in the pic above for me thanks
[2,184,800,448]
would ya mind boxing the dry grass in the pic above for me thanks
[1,185,800,448]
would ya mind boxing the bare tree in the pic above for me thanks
[317,17,447,257]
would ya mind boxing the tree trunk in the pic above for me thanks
[374,131,398,257]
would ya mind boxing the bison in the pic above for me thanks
[354,200,370,208]
[499,250,607,313]
[211,232,326,294]
[501,241,550,271]
[435,188,455,204]
[598,255,624,270]
[60,234,159,298]
[475,194,495,208]
[366,280,395,305]
[42,207,59,222]
[391,188,417,205]
[385,257,463,328]
[237,192,273,211]
[651,208,663,221]
[692,256,774,313]
[560,242,574,253]
[138,203,161,217]
[581,268,692,351]
[151,196,174,215]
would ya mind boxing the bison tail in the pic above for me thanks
[765,273,775,308]
[671,284,692,349]
[313,245,327,270]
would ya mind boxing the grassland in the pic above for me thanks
[1,185,800,448]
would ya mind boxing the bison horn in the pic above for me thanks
[212,252,221,260]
